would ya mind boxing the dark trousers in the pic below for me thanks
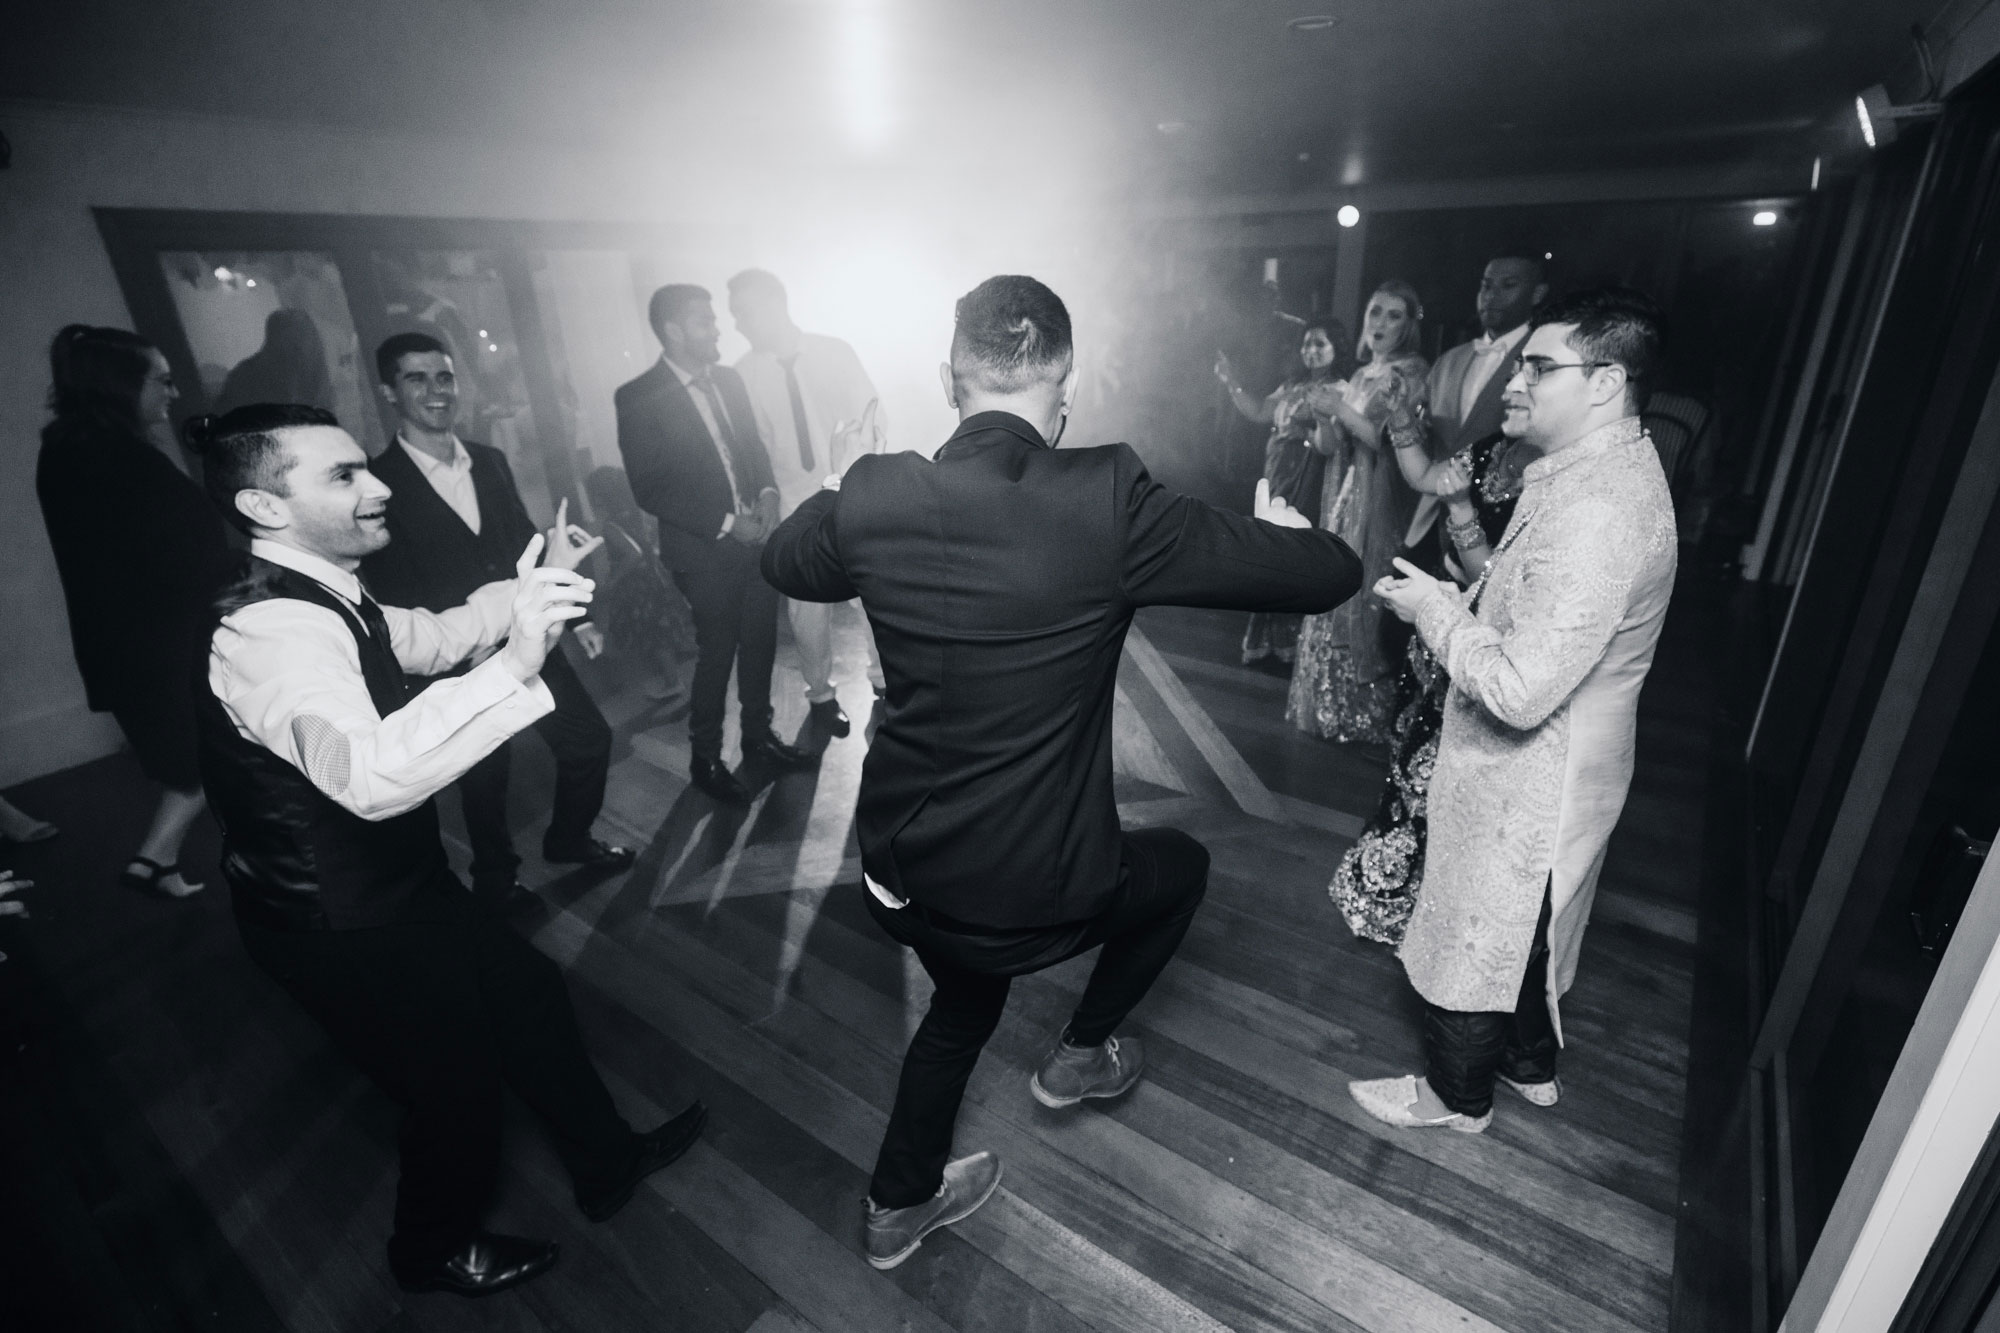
[1422,886,1558,1117]
[673,543,778,762]
[864,827,1210,1208]
[237,887,637,1268]
[460,647,613,897]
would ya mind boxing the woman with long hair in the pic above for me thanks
[1214,316,1350,665]
[1286,281,1430,744]
[36,326,233,898]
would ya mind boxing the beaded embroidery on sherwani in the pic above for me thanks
[1395,417,1677,1016]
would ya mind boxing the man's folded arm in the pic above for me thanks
[1114,445,1361,611]
[209,600,554,820]
[762,488,858,603]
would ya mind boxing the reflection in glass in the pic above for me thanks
[530,250,659,483]
[371,250,553,526]
[158,251,382,453]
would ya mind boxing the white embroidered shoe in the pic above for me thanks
[1498,1073,1562,1107]
[1349,1075,1492,1133]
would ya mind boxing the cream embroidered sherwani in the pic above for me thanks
[1399,416,1677,1037]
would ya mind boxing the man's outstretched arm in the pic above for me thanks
[762,488,858,603]
[1115,446,1361,612]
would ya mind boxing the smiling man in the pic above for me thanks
[192,404,705,1297]
[1356,287,1678,1135]
[362,333,634,911]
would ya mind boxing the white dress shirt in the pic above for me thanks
[735,332,884,514]
[397,433,481,534]
[663,354,748,519]
[1459,321,1531,423]
[208,539,553,822]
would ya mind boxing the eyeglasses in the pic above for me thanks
[1512,356,1610,387]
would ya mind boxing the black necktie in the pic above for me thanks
[691,373,746,508]
[353,588,392,646]
[779,354,816,472]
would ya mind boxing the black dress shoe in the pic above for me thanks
[742,734,815,769]
[578,1101,710,1222]
[542,836,637,869]
[392,1232,559,1297]
[807,698,852,737]
[689,757,751,805]
[474,880,539,911]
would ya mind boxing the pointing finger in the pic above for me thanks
[516,533,546,579]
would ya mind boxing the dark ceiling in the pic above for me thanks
[1,0,1942,194]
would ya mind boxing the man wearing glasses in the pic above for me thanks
[1354,287,1678,1133]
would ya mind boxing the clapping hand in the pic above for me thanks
[500,534,596,681]
[1430,457,1474,502]
[1213,351,1239,390]
[1254,478,1312,529]
[0,869,31,919]
[1373,556,1440,623]
[540,498,604,572]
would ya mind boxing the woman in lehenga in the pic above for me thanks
[1214,317,1350,666]
[1329,409,1537,943]
[1286,282,1429,744]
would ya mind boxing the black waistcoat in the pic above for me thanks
[195,557,452,931]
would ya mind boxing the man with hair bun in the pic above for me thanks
[763,274,1363,1269]
[191,404,706,1298]
[1362,286,1678,1134]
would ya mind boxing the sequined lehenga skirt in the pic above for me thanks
[1285,607,1396,744]
[1329,636,1450,944]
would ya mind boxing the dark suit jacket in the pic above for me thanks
[613,360,776,571]
[762,411,1362,929]
[360,439,540,614]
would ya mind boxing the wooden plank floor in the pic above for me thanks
[0,593,1705,1332]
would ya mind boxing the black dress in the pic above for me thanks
[1240,377,1330,664]
[37,418,233,788]
[1328,431,1525,944]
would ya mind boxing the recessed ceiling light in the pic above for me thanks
[1752,210,1779,226]
[1287,15,1339,32]
[1336,205,1360,228]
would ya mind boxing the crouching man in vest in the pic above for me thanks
[188,403,705,1298]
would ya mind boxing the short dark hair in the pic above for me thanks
[1487,251,1548,286]
[648,284,711,341]
[47,324,156,438]
[726,269,787,304]
[950,275,1072,395]
[1531,286,1666,409]
[375,331,450,384]
[184,403,338,532]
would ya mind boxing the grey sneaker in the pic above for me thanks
[1030,1033,1145,1108]
[863,1152,1002,1270]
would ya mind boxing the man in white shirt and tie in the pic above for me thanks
[191,404,706,1298]
[1403,253,1550,573]
[727,268,887,737]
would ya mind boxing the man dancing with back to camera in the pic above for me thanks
[762,276,1361,1269]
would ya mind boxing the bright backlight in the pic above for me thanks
[1336,205,1360,228]
[836,1,893,153]
[1752,210,1778,227]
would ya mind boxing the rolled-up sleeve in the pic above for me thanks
[208,598,553,820]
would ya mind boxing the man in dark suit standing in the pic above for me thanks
[362,334,633,910]
[1402,252,1549,573]
[615,286,810,805]
[763,276,1361,1270]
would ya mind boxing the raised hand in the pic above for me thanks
[500,534,595,681]
[1213,351,1237,389]
[541,497,604,572]
[829,398,885,473]
[0,869,32,919]
[1254,478,1312,529]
